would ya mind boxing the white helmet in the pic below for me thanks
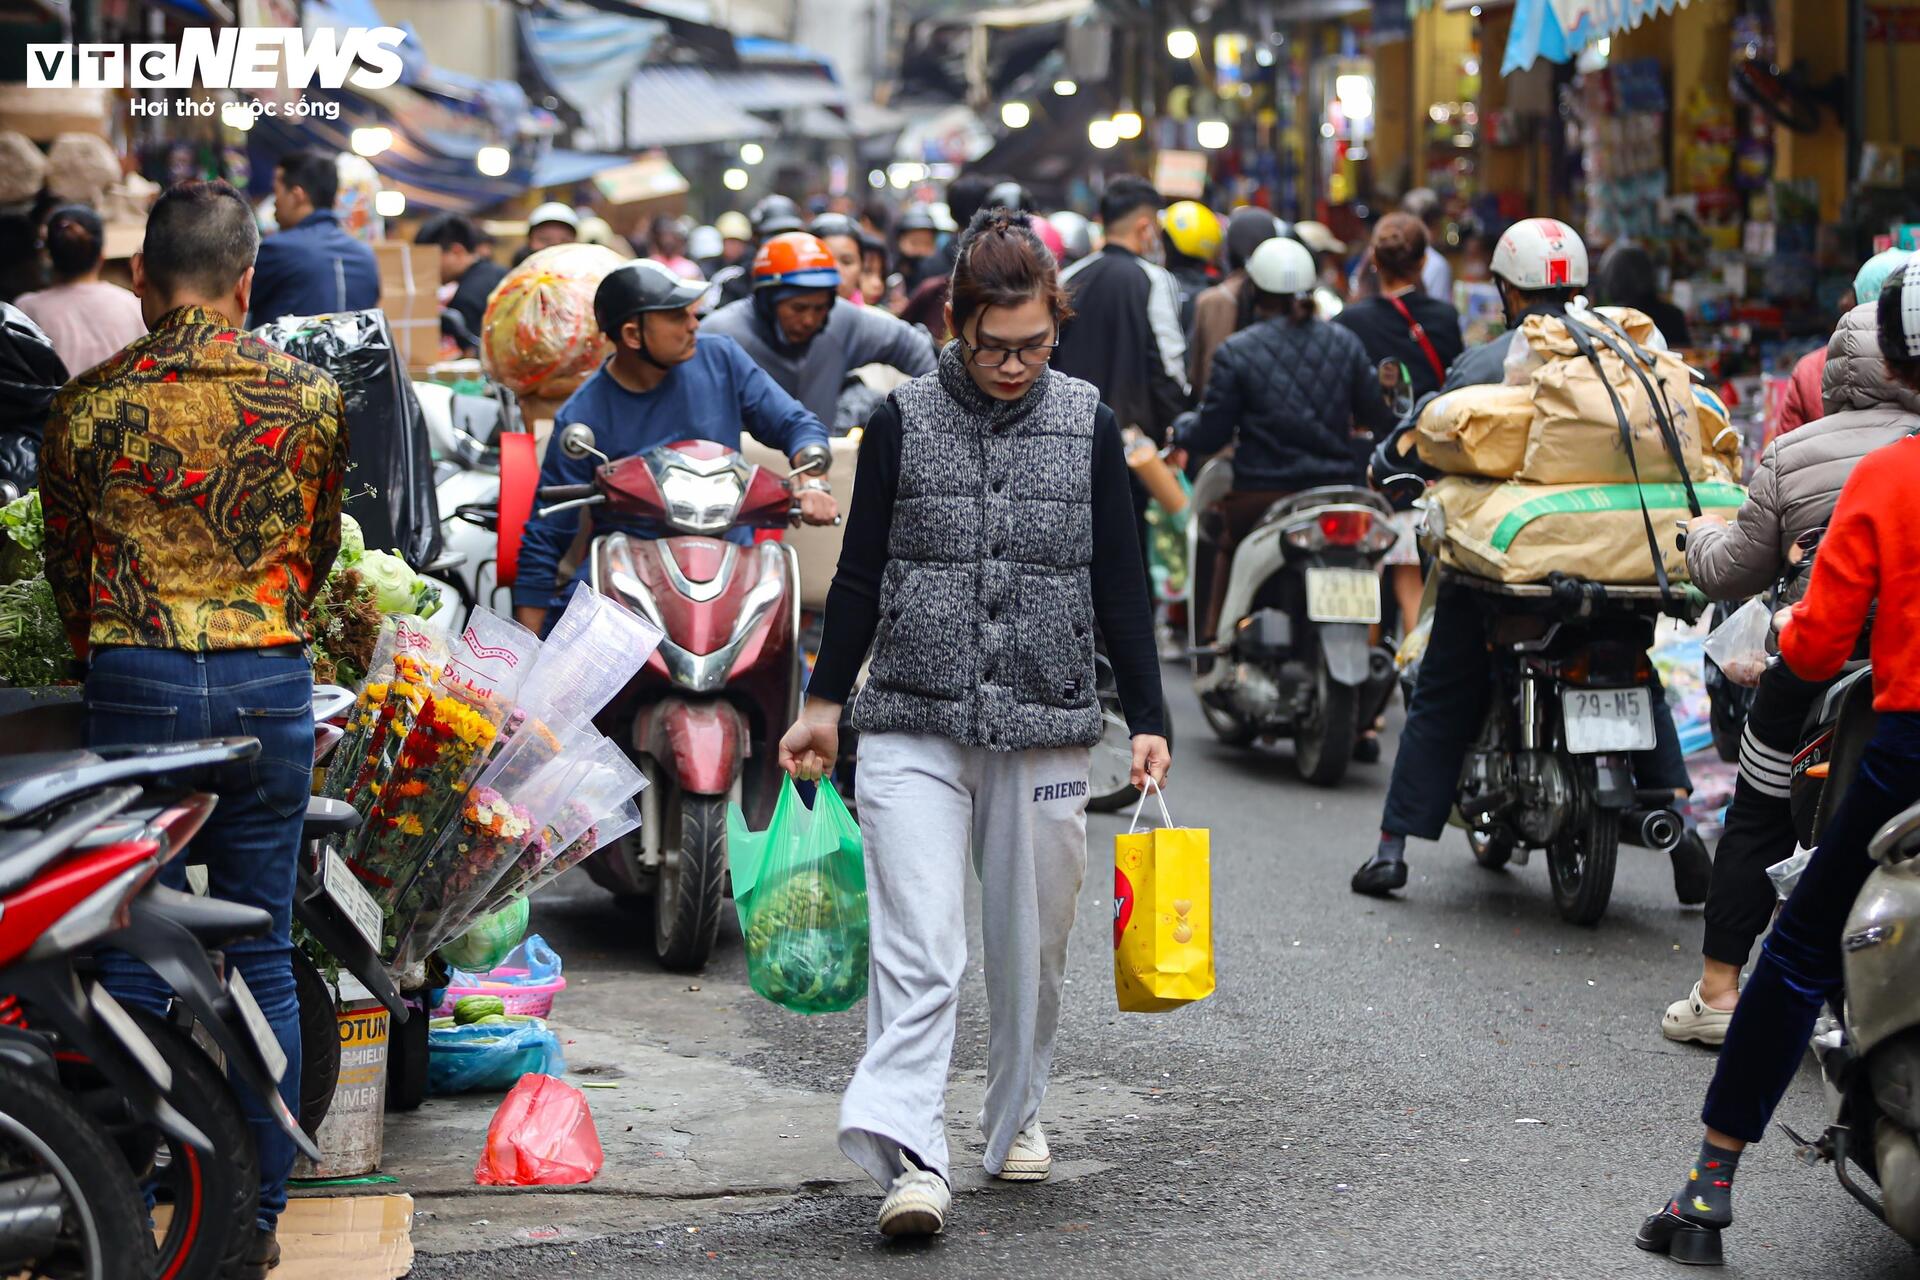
[1246,237,1317,295]
[1048,210,1092,261]
[1491,217,1588,291]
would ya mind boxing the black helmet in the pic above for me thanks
[751,194,804,237]
[593,259,710,337]
[985,180,1034,212]
[809,212,861,241]
[896,204,937,234]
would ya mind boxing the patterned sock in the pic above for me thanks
[1670,1140,1740,1227]
[1377,831,1407,863]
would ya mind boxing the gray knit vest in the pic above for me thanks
[852,345,1104,751]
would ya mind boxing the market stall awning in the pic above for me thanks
[532,147,631,187]
[607,66,776,147]
[1502,0,1690,73]
[518,3,668,115]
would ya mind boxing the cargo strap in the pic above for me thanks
[1554,316,1700,599]
[1568,313,1703,518]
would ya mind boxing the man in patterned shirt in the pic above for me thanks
[41,178,347,1279]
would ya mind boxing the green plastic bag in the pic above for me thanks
[728,778,868,1014]
[439,897,530,973]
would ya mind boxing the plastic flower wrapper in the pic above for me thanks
[474,707,595,798]
[347,610,538,909]
[476,738,646,917]
[389,743,599,967]
[520,797,642,898]
[513,585,664,726]
[319,617,448,804]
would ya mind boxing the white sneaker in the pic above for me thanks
[877,1156,949,1237]
[1662,981,1736,1046]
[993,1123,1052,1182]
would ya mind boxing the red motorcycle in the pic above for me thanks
[510,425,813,970]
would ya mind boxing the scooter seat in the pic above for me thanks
[303,796,361,840]
[0,739,261,825]
[133,884,272,948]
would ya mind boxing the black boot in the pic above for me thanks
[1350,834,1408,896]
[1671,830,1712,906]
[235,1225,281,1279]
[1634,1207,1724,1266]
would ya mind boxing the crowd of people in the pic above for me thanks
[10,145,1920,1268]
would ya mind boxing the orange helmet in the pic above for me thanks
[752,232,841,291]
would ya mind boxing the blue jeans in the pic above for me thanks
[88,646,312,1231]
[1701,712,1920,1143]
[1382,581,1692,840]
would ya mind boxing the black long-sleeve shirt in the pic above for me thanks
[807,398,1168,739]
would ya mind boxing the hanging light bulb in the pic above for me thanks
[1001,101,1031,129]
[350,126,393,157]
[1088,118,1119,149]
[740,142,764,164]
[1166,28,1199,59]
[1053,78,1078,95]
[220,101,254,131]
[374,189,406,218]
[1196,119,1231,149]
[476,146,511,177]
[723,168,750,191]
[1112,109,1143,140]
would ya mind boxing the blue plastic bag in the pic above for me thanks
[445,933,562,989]
[427,1015,567,1095]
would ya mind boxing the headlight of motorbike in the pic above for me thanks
[658,467,745,534]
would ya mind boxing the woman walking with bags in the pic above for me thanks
[779,208,1170,1238]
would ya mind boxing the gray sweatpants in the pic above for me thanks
[839,731,1091,1188]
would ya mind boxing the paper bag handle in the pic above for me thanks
[1127,776,1175,833]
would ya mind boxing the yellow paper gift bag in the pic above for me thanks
[1113,780,1215,1013]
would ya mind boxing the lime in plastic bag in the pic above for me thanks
[728,778,868,1014]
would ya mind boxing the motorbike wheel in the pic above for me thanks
[654,792,728,972]
[127,1007,259,1280]
[0,1061,154,1280]
[292,948,339,1138]
[1294,657,1357,787]
[1468,827,1515,870]
[1546,775,1620,926]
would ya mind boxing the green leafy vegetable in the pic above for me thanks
[337,511,365,567]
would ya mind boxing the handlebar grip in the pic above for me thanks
[536,483,597,502]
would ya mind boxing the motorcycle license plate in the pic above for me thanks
[227,969,289,1083]
[323,846,385,953]
[1562,687,1657,754]
[1305,568,1381,624]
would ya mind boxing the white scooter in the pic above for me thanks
[414,373,519,619]
[1187,461,1400,786]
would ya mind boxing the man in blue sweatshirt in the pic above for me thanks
[512,259,837,632]
[247,150,380,327]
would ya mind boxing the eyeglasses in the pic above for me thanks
[960,334,1059,368]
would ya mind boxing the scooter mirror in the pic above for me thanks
[559,423,602,461]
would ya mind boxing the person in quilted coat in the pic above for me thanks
[1175,236,1393,646]
[1773,247,1910,437]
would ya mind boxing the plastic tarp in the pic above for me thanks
[1503,0,1693,73]
[253,309,443,570]
[0,304,68,495]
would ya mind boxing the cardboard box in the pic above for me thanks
[154,1194,413,1280]
[374,241,443,371]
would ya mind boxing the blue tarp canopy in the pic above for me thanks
[532,147,629,187]
[1502,0,1691,73]
[518,4,667,114]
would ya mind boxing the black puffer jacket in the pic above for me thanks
[0,303,70,494]
[1179,314,1392,491]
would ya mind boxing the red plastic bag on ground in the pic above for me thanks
[473,1074,604,1186]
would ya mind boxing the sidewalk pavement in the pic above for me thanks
[383,958,1151,1258]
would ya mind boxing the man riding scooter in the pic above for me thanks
[701,231,935,430]
[511,259,838,634]
[1351,217,1709,900]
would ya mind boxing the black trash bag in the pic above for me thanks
[253,309,442,569]
[0,303,71,495]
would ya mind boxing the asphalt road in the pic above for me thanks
[410,675,1916,1279]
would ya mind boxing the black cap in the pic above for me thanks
[751,194,804,237]
[593,259,710,337]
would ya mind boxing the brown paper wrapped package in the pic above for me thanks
[1414,383,1535,477]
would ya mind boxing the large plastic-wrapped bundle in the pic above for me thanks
[481,244,625,402]
[1431,476,1746,585]
[1414,384,1534,478]
[0,304,69,494]
[45,133,118,204]
[253,309,442,568]
[1509,309,1705,486]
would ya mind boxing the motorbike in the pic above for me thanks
[1785,796,1920,1249]
[417,373,522,622]
[521,424,814,971]
[1434,569,1700,926]
[0,737,323,1279]
[1186,464,1400,786]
